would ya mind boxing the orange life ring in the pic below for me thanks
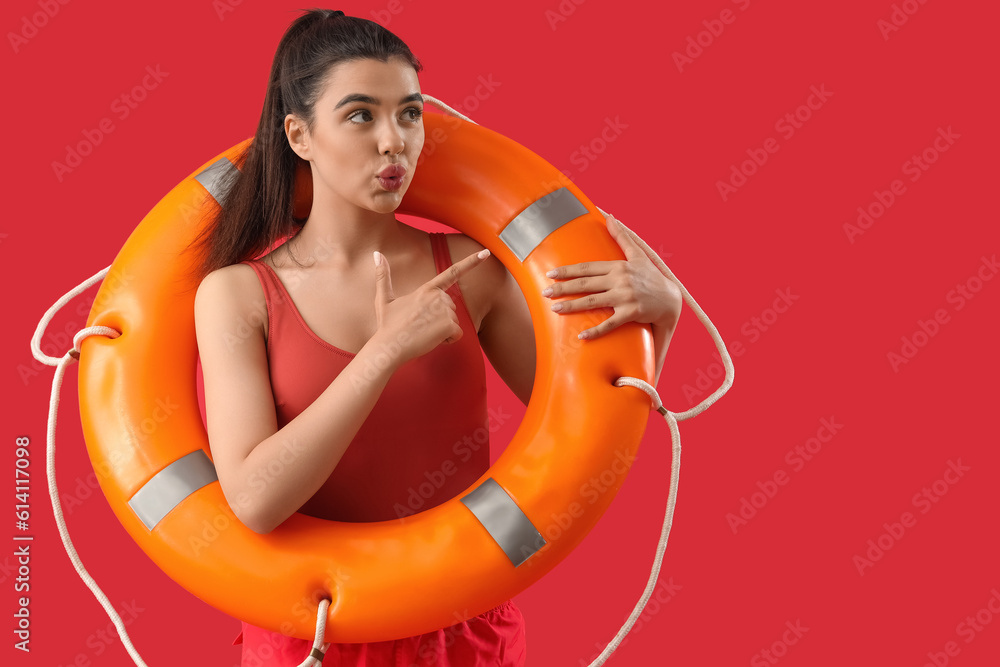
[78,110,655,642]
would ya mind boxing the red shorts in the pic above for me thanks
[233,599,526,666]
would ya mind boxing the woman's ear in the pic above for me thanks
[284,113,311,161]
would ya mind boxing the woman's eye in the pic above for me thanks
[348,109,372,123]
[404,107,423,121]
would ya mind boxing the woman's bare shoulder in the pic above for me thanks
[194,262,268,341]
[196,262,262,304]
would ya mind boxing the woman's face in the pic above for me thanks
[287,56,424,216]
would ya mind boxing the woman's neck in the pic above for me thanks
[279,193,407,271]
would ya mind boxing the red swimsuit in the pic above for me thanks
[231,232,526,665]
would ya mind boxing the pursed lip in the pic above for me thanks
[378,164,406,179]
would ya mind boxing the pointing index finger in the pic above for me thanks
[427,248,491,291]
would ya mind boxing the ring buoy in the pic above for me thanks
[78,109,655,642]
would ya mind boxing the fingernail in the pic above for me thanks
[578,331,589,340]
[546,270,557,278]
[541,287,553,297]
[373,251,382,267]
[477,249,490,259]
[551,302,562,312]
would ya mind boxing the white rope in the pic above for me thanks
[586,380,682,666]
[300,598,332,666]
[44,347,158,664]
[30,277,153,663]
[421,93,478,125]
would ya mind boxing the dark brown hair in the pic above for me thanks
[186,9,423,280]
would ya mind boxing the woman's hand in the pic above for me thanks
[371,248,490,367]
[542,213,682,341]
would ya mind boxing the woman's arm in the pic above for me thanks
[477,254,536,406]
[195,250,489,534]
[195,266,398,534]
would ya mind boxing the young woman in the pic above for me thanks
[191,9,681,666]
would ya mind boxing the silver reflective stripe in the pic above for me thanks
[499,187,590,262]
[461,478,545,567]
[194,157,238,204]
[128,450,219,531]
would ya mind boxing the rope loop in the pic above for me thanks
[614,377,672,417]
[69,326,122,360]
[614,376,663,412]
[31,265,110,366]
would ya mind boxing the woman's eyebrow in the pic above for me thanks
[335,92,423,109]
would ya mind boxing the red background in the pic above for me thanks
[4,0,999,665]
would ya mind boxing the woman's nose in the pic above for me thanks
[379,122,405,156]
